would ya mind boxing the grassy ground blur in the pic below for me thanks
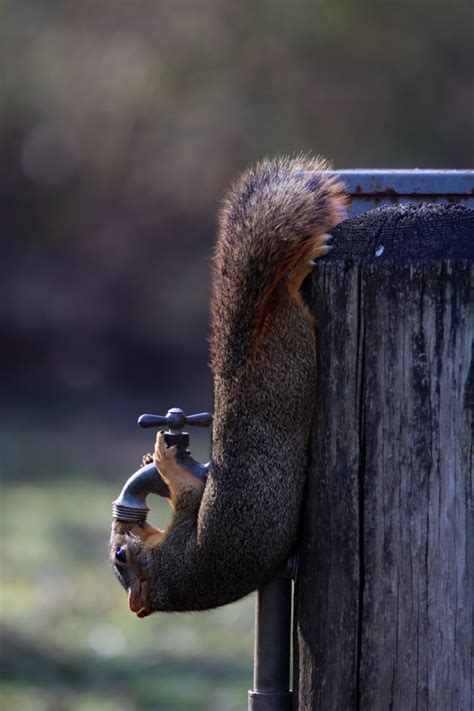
[1,472,254,711]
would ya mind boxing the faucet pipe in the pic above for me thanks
[112,462,170,523]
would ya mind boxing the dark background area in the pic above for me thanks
[2,1,473,434]
[1,1,473,709]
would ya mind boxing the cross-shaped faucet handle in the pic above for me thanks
[138,407,212,434]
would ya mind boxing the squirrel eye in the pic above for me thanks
[115,547,127,564]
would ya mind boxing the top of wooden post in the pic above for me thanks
[326,202,473,263]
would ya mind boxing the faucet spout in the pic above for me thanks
[112,462,170,523]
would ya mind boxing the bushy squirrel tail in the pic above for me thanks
[210,155,348,378]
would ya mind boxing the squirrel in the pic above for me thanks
[110,155,347,616]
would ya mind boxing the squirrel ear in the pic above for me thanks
[136,522,166,549]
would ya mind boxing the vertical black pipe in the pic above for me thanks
[248,574,293,710]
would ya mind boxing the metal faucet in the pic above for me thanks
[112,407,212,523]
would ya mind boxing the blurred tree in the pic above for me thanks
[0,0,472,414]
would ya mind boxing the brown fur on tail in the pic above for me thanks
[210,155,348,379]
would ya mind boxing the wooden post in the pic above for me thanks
[294,203,473,710]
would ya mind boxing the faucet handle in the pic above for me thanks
[138,407,212,434]
[185,412,213,428]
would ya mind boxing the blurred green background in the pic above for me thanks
[1,1,472,709]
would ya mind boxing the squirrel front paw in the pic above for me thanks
[153,432,205,513]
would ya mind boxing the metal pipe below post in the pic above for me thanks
[248,574,293,710]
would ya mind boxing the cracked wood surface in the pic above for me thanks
[294,203,473,711]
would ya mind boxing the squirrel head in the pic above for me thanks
[109,520,166,617]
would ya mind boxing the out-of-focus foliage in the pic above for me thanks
[1,480,254,710]
[1,0,473,414]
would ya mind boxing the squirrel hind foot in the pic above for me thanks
[287,231,332,299]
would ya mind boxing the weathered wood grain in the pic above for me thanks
[294,204,473,711]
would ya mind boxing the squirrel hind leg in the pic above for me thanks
[287,232,332,299]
